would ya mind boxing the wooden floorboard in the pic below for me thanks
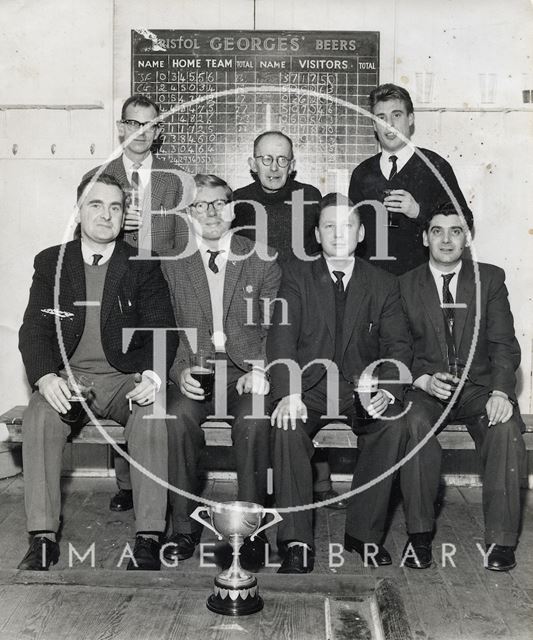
[0,475,531,639]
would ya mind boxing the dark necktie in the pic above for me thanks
[131,162,141,190]
[207,250,221,274]
[388,155,398,180]
[332,270,345,294]
[442,273,456,365]
[332,271,346,367]
[92,254,103,266]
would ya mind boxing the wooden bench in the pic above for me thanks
[1,405,532,450]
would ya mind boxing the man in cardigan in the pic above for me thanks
[85,94,192,512]
[349,83,472,275]
[399,202,527,571]
[231,131,343,508]
[18,173,178,571]
[162,174,281,569]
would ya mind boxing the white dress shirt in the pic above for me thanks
[122,153,153,192]
[81,241,115,266]
[428,260,463,304]
[379,144,415,179]
[324,256,355,289]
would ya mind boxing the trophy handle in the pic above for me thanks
[250,508,283,541]
[190,506,223,540]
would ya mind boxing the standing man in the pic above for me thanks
[231,130,321,262]
[162,174,281,568]
[17,174,178,571]
[86,94,190,512]
[232,131,342,506]
[400,202,527,571]
[349,83,472,274]
[267,194,421,573]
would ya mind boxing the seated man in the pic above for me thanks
[267,193,415,573]
[162,174,281,567]
[17,173,178,571]
[400,202,527,571]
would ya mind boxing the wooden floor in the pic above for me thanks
[0,475,531,640]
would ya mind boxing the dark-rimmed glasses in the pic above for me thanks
[190,199,229,214]
[254,155,293,168]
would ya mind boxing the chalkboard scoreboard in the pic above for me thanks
[131,30,379,192]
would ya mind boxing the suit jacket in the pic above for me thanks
[84,155,189,253]
[399,260,521,401]
[19,239,178,388]
[267,256,413,402]
[162,233,281,383]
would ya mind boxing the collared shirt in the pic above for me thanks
[122,153,153,191]
[81,241,115,266]
[197,232,233,352]
[429,260,463,304]
[324,256,355,290]
[379,144,415,180]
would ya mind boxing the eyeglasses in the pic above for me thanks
[121,119,160,131]
[190,199,229,214]
[254,155,293,168]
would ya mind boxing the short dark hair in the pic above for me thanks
[369,83,414,115]
[76,173,126,206]
[315,192,359,227]
[424,200,474,232]
[120,94,160,120]
[253,130,294,157]
[193,174,233,202]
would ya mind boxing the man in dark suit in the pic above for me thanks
[267,193,421,573]
[161,174,281,567]
[86,94,192,512]
[17,173,178,571]
[232,130,342,509]
[349,83,472,275]
[400,202,527,571]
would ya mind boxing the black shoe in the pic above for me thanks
[486,544,516,572]
[18,536,60,571]
[401,532,433,569]
[109,489,133,512]
[313,489,348,510]
[241,531,269,571]
[344,533,392,566]
[127,536,161,570]
[278,544,315,574]
[162,531,202,563]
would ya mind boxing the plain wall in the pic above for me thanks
[1,0,531,413]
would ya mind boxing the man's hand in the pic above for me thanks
[236,369,269,396]
[384,189,420,219]
[418,372,458,401]
[179,367,206,401]
[123,205,142,231]
[37,373,71,414]
[271,394,307,430]
[366,389,390,419]
[486,391,514,427]
[126,373,157,406]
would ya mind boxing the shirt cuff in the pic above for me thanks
[142,370,162,392]
[381,389,395,404]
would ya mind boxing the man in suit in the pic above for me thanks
[232,130,342,509]
[267,193,419,573]
[349,83,472,275]
[400,202,527,571]
[17,173,178,571]
[86,94,192,512]
[161,174,281,568]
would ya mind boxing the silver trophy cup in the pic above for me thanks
[191,501,282,615]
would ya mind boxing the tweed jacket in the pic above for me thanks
[19,239,178,387]
[84,155,190,253]
[162,233,281,383]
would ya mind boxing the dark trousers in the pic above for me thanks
[404,385,527,546]
[166,365,272,534]
[22,373,168,534]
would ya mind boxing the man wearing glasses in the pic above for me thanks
[161,174,281,569]
[231,131,321,262]
[85,95,190,514]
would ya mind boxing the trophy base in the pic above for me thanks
[207,579,264,616]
